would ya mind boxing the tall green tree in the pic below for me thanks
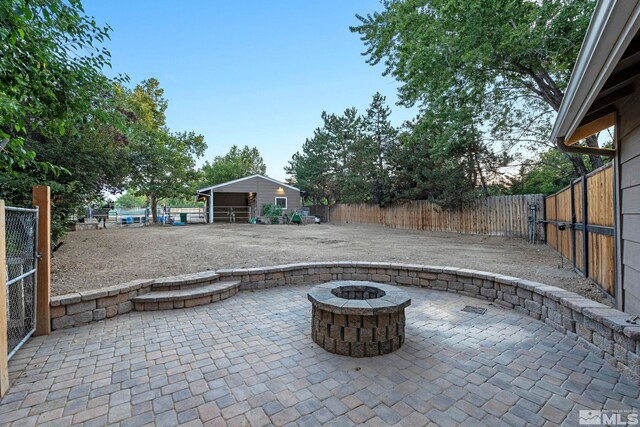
[386,110,506,208]
[0,0,132,242]
[1,0,117,172]
[126,79,206,222]
[509,149,589,195]
[115,192,147,209]
[325,108,368,203]
[287,98,399,205]
[351,0,600,175]
[287,108,367,204]
[287,92,509,208]
[362,93,397,204]
[199,145,266,187]
[287,129,336,204]
[0,84,132,242]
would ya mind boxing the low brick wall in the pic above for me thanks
[50,261,640,383]
[50,279,153,330]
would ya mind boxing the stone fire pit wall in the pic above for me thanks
[308,282,411,357]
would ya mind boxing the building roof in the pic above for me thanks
[197,174,300,194]
[551,0,640,149]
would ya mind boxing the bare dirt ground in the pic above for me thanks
[51,223,610,305]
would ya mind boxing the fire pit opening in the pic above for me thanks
[308,281,411,357]
[331,285,386,300]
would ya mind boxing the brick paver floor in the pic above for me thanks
[1,286,639,426]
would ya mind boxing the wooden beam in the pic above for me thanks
[578,106,617,128]
[601,62,640,92]
[586,85,635,115]
[32,186,51,336]
[0,200,9,398]
[566,112,616,146]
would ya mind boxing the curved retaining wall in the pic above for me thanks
[50,261,640,383]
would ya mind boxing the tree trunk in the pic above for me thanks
[585,134,604,169]
[150,194,158,223]
[568,154,589,176]
[474,152,489,196]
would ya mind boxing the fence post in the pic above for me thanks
[32,186,51,336]
[570,181,576,270]
[542,196,547,244]
[555,194,560,255]
[0,200,9,397]
[582,175,589,279]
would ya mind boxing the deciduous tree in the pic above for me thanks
[125,79,206,222]
[351,0,600,175]
[0,0,117,172]
[509,149,596,195]
[199,145,267,187]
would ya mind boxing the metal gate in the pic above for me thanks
[5,206,38,360]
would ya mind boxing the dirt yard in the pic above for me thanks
[51,223,610,304]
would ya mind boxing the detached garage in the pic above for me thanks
[197,175,302,223]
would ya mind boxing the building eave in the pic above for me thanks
[551,0,640,151]
[197,174,301,194]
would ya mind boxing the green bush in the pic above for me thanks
[261,203,282,224]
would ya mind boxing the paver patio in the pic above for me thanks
[1,285,638,426]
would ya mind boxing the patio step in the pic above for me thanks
[150,271,221,291]
[133,280,240,311]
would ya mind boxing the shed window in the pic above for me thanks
[275,197,287,209]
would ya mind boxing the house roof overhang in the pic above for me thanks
[196,174,300,195]
[551,0,640,157]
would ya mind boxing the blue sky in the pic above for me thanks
[83,1,416,181]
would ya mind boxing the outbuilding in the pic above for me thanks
[551,0,640,314]
[196,175,302,223]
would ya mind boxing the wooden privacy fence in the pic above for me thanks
[545,164,615,297]
[330,195,545,239]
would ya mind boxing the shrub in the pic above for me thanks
[261,203,282,224]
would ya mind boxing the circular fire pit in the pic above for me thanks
[307,281,411,357]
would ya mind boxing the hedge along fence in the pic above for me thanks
[545,164,615,298]
[330,195,545,240]
[49,261,640,383]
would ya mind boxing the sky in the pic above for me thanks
[83,1,417,182]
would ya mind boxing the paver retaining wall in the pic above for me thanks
[50,262,640,383]
[50,279,153,329]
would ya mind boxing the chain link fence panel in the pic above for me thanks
[5,206,38,358]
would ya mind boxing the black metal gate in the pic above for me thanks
[5,206,38,360]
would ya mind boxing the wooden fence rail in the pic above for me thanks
[545,164,615,297]
[330,194,545,240]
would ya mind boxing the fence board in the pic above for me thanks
[330,195,545,239]
[545,164,615,298]
[587,167,614,227]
